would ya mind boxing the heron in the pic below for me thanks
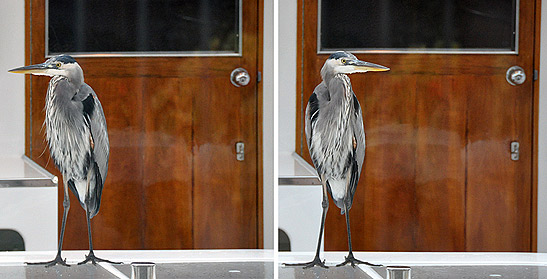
[9,55,120,267]
[286,51,389,268]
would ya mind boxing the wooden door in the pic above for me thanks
[26,0,260,249]
[297,0,538,252]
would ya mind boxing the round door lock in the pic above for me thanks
[506,66,526,86]
[230,68,250,87]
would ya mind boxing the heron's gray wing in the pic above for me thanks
[305,82,328,176]
[352,94,365,176]
[73,84,109,217]
[346,94,365,210]
[74,84,109,183]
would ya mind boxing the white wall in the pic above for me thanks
[0,0,25,158]
[263,0,275,249]
[278,0,297,156]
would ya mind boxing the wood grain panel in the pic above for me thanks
[414,76,466,251]
[363,74,418,251]
[80,77,144,250]
[193,77,258,248]
[532,0,542,252]
[297,0,321,162]
[29,77,145,250]
[29,78,50,163]
[322,74,419,251]
[142,78,193,249]
[466,75,532,251]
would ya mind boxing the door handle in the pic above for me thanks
[230,68,250,87]
[506,66,526,86]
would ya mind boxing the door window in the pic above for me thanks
[319,0,518,53]
[47,0,241,56]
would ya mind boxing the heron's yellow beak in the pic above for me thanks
[8,63,49,74]
[351,60,390,72]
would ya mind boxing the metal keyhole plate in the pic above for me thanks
[506,66,526,86]
[230,68,250,87]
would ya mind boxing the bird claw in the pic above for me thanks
[336,253,381,268]
[26,254,70,267]
[284,256,329,269]
[77,251,122,265]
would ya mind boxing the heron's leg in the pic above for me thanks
[77,208,121,265]
[336,203,381,268]
[284,179,329,269]
[27,177,70,267]
[78,178,122,265]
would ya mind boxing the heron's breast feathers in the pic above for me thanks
[309,127,354,181]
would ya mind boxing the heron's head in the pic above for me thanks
[321,51,389,79]
[9,55,83,82]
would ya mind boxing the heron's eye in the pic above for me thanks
[341,59,346,64]
[56,62,61,68]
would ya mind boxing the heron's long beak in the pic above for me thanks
[8,63,49,74]
[349,60,390,72]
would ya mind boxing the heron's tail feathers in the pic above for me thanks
[67,162,103,219]
[88,161,103,218]
[326,179,352,214]
[339,201,352,215]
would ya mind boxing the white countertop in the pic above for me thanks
[0,249,274,266]
[0,156,57,187]
[280,252,547,279]
[278,152,320,185]
[0,250,274,279]
[279,251,547,266]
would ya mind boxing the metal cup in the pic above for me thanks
[386,266,411,279]
[131,262,156,279]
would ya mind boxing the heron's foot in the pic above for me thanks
[284,256,329,269]
[26,254,70,267]
[77,251,122,265]
[336,253,381,268]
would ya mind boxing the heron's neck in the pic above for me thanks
[47,77,69,102]
[67,71,84,90]
[325,74,353,131]
[331,74,353,104]
[63,63,84,90]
